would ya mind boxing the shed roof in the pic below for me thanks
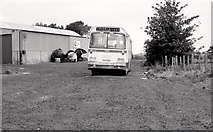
[0,22,80,37]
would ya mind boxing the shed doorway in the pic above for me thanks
[0,34,12,64]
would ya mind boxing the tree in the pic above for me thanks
[207,46,213,53]
[206,45,213,60]
[35,22,47,27]
[144,0,200,65]
[48,23,58,29]
[35,22,64,29]
[65,21,91,36]
[35,21,91,36]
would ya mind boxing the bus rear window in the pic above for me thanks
[108,33,125,49]
[90,33,107,48]
[90,33,126,49]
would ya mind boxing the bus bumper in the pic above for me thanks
[88,62,127,70]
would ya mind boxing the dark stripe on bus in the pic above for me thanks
[88,49,127,53]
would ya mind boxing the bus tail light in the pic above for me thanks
[122,51,124,55]
[89,49,92,54]
[122,51,126,55]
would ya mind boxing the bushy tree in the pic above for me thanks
[35,22,64,29]
[48,23,64,29]
[35,21,91,36]
[144,0,200,65]
[207,46,213,53]
[65,21,91,36]
[35,22,47,27]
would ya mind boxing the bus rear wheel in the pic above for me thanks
[121,69,128,76]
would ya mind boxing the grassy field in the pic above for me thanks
[1,60,212,130]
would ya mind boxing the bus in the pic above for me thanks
[88,26,132,75]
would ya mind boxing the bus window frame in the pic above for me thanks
[89,32,126,50]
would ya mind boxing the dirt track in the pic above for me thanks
[1,60,212,130]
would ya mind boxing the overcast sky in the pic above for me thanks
[0,0,211,54]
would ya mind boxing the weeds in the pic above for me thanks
[144,64,212,83]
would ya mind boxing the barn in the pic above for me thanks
[0,22,89,64]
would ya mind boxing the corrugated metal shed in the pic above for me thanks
[0,22,80,37]
[0,22,89,64]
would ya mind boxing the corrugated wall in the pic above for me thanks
[69,37,89,58]
[12,30,20,64]
[22,31,70,64]
[1,28,89,64]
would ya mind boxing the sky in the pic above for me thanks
[0,0,211,54]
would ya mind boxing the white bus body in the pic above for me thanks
[88,27,132,75]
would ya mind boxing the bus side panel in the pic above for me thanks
[126,37,132,62]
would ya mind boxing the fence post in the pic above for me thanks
[183,55,186,70]
[175,56,178,66]
[165,55,168,67]
[174,57,176,65]
[191,54,194,70]
[173,56,176,70]
[204,53,207,71]
[171,57,173,66]
[198,54,201,70]
[191,54,194,65]
[187,55,190,65]
[187,55,190,70]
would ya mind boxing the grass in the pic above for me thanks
[1,61,212,130]
[144,62,212,84]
